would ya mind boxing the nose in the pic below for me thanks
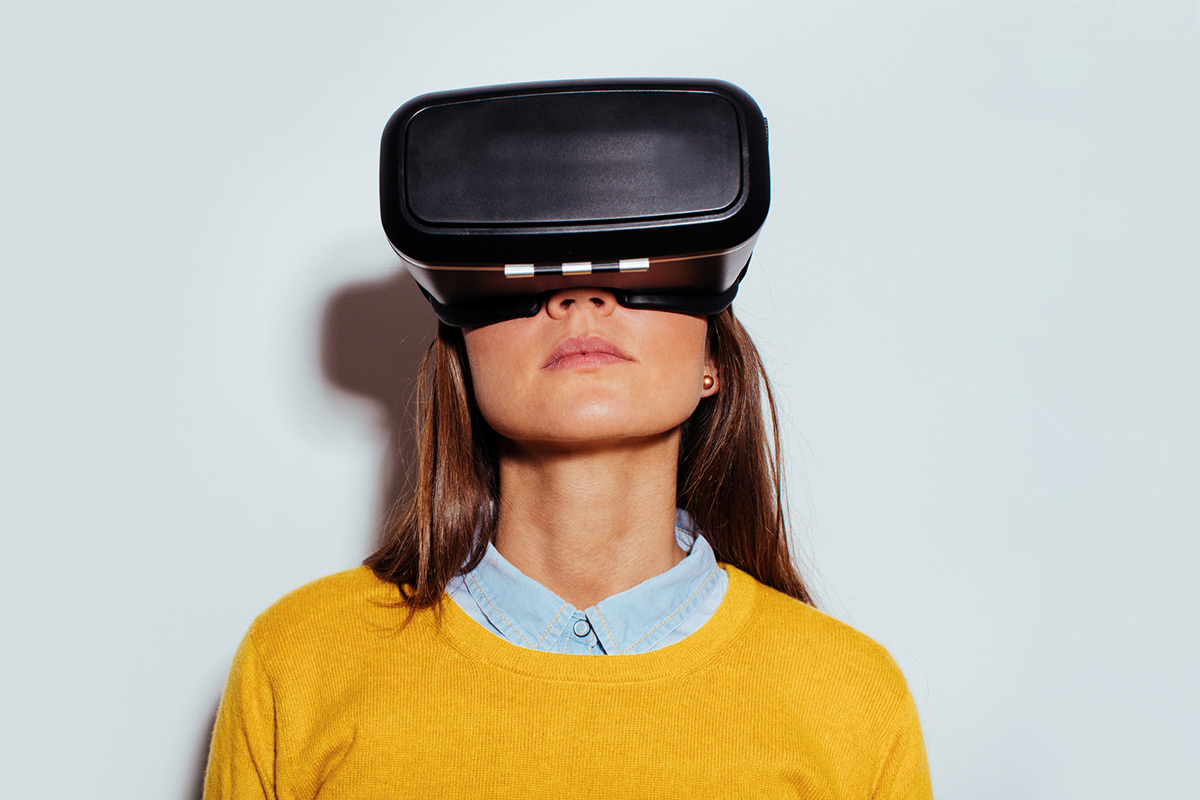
[544,287,617,320]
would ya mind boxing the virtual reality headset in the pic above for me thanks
[380,78,770,327]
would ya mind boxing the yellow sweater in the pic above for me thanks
[203,564,932,799]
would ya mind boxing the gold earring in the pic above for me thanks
[702,375,715,390]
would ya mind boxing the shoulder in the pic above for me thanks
[723,564,914,707]
[722,566,931,793]
[241,566,418,673]
[252,566,393,627]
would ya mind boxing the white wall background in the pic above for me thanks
[2,1,1197,798]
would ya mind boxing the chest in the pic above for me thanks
[276,671,855,800]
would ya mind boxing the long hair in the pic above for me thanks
[364,307,814,617]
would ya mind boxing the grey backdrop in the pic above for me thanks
[2,1,1197,798]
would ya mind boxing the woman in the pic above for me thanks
[203,79,932,799]
[203,295,932,798]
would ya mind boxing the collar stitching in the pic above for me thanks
[593,605,619,652]
[533,601,569,647]
[469,569,535,648]
[619,565,720,654]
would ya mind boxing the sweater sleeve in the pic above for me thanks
[203,626,278,800]
[870,683,933,799]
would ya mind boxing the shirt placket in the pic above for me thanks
[561,610,606,654]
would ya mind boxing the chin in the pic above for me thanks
[498,406,692,447]
[499,407,634,442]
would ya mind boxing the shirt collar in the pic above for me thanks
[461,509,723,654]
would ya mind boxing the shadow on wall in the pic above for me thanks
[186,263,436,800]
[186,700,220,800]
[321,264,439,551]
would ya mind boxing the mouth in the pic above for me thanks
[542,336,633,370]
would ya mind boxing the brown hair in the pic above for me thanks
[364,307,814,616]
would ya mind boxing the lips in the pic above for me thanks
[542,336,633,370]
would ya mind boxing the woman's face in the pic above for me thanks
[462,288,718,447]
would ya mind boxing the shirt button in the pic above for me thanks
[572,618,592,638]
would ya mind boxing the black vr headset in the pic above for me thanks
[380,78,769,327]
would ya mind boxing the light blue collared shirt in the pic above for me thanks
[445,509,728,654]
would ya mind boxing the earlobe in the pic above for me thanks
[699,344,721,396]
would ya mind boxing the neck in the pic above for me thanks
[493,431,687,609]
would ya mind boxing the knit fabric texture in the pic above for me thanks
[203,564,932,799]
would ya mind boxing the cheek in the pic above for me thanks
[462,324,536,433]
[644,331,710,415]
[611,313,711,429]
[645,314,709,375]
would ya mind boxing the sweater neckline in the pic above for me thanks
[433,562,758,682]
